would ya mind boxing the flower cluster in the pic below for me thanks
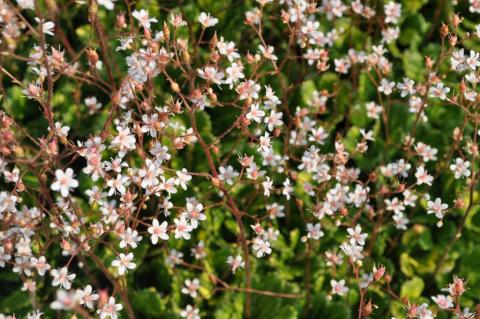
[0,0,479,318]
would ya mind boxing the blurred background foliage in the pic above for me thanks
[1,0,480,318]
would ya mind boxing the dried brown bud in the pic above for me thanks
[385,273,392,283]
[362,299,374,317]
[171,81,180,93]
[211,177,221,188]
[163,22,170,41]
[86,48,99,67]
[454,198,465,209]
[210,32,218,50]
[440,23,449,38]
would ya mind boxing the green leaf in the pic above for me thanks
[400,253,419,277]
[0,290,31,314]
[400,276,424,299]
[131,288,166,318]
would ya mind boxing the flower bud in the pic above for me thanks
[449,34,458,47]
[362,299,374,317]
[116,13,126,29]
[171,81,180,93]
[373,264,385,281]
[86,48,99,68]
[440,23,449,38]
[453,13,462,28]
[163,22,170,41]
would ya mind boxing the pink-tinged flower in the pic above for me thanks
[51,267,76,289]
[429,82,450,100]
[431,294,453,309]
[246,103,265,123]
[76,285,99,309]
[174,216,193,240]
[51,168,78,197]
[415,166,433,186]
[427,198,448,219]
[306,223,324,240]
[132,9,157,29]
[252,237,272,257]
[180,305,200,319]
[347,225,368,246]
[97,296,123,319]
[148,219,169,244]
[198,12,218,28]
[181,278,200,298]
[450,158,471,179]
[227,255,245,273]
[330,279,349,296]
[111,252,136,276]
[119,228,142,249]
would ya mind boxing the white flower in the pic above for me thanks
[198,12,218,28]
[17,0,34,10]
[378,79,395,95]
[282,178,293,200]
[111,126,136,156]
[107,174,130,196]
[246,103,265,123]
[181,278,200,298]
[0,191,17,214]
[396,78,416,97]
[306,223,324,240]
[148,219,169,244]
[431,294,453,309]
[218,165,239,185]
[384,1,401,24]
[262,177,274,196]
[51,267,76,289]
[97,0,116,10]
[98,296,123,319]
[119,228,142,249]
[252,237,272,257]
[264,110,283,131]
[450,158,471,179]
[415,166,433,186]
[227,255,245,273]
[51,168,79,197]
[180,305,200,319]
[175,168,192,190]
[76,285,99,309]
[259,45,278,61]
[50,290,77,310]
[132,9,157,29]
[35,18,55,36]
[31,256,50,276]
[111,253,136,276]
[347,225,368,246]
[365,102,382,119]
[330,279,349,296]
[429,83,450,100]
[427,198,448,219]
[174,216,193,240]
